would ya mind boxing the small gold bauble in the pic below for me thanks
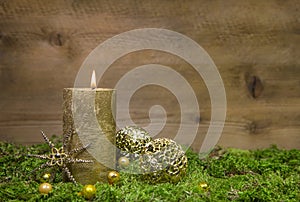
[81,184,96,200]
[107,171,120,185]
[118,156,130,167]
[39,182,52,194]
[198,182,209,191]
[41,173,51,182]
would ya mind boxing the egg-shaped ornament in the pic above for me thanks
[140,138,188,183]
[116,126,153,156]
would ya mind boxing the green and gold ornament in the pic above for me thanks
[116,126,188,183]
[28,131,93,184]
[140,138,188,183]
[116,126,153,158]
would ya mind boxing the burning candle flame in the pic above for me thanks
[91,70,97,89]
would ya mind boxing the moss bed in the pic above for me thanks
[0,137,299,201]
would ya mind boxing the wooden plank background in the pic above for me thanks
[0,0,299,151]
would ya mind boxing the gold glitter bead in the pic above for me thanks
[82,184,96,200]
[41,173,51,182]
[107,171,120,185]
[39,182,52,194]
[198,182,209,191]
[118,156,130,167]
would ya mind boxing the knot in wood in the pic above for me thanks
[246,75,264,98]
[49,32,65,46]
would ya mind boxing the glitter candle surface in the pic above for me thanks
[63,88,116,184]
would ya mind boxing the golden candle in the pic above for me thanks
[63,70,116,184]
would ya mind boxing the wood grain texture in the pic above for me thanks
[0,0,299,150]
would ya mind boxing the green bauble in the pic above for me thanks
[140,138,188,183]
[116,126,153,154]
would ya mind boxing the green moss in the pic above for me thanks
[0,141,299,201]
